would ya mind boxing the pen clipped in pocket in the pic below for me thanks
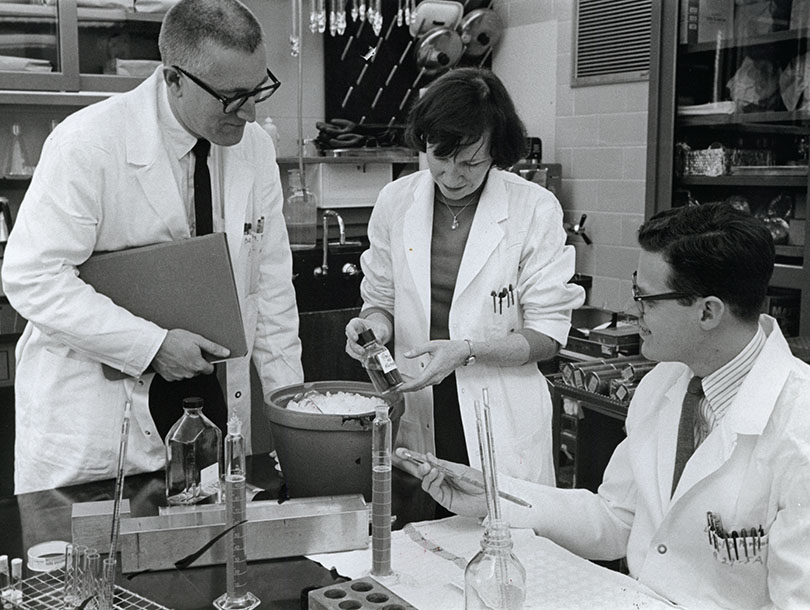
[706,511,768,565]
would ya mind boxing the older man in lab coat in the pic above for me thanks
[1,0,302,493]
[404,202,810,609]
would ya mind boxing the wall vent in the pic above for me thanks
[573,0,651,87]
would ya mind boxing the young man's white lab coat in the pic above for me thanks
[500,316,810,609]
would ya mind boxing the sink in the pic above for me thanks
[292,241,367,313]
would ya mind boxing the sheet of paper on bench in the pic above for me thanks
[78,233,247,379]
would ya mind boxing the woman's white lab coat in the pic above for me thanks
[2,70,303,493]
[360,169,584,484]
[501,316,810,609]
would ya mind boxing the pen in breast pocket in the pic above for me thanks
[401,449,532,508]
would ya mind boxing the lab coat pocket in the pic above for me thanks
[236,230,265,298]
[484,282,520,340]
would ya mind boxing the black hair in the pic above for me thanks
[404,67,526,168]
[637,202,775,321]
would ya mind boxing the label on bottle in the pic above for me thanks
[200,462,220,498]
[377,350,397,374]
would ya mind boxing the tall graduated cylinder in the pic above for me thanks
[371,403,393,577]
[164,397,223,505]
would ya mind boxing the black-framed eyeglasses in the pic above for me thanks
[172,65,281,114]
[631,271,693,316]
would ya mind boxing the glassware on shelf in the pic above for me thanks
[164,397,223,505]
[4,123,34,179]
[283,169,317,247]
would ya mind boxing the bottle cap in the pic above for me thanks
[182,396,204,409]
[358,328,377,346]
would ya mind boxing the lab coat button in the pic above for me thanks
[657,544,667,554]
[235,391,242,398]
[138,380,144,386]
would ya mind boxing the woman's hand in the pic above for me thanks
[344,316,390,361]
[398,340,469,392]
[395,448,488,518]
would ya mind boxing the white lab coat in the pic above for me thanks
[360,169,584,484]
[501,316,810,609]
[2,69,303,494]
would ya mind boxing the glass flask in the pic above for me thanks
[283,169,317,247]
[165,397,223,505]
[4,123,34,179]
[359,328,403,395]
[464,520,526,610]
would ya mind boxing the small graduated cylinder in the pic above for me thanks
[371,404,393,577]
[213,415,260,610]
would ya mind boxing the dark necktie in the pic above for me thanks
[192,138,213,236]
[671,376,704,497]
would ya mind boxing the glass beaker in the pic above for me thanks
[283,169,317,247]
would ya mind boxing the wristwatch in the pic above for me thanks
[463,339,476,366]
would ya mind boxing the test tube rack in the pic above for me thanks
[308,577,416,610]
[5,568,169,610]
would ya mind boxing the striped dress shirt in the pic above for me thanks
[694,325,767,447]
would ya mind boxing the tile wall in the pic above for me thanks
[493,0,650,312]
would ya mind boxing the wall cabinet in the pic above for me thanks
[0,0,161,97]
[647,0,810,336]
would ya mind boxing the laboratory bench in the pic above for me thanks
[0,453,437,610]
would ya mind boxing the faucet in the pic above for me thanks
[314,209,346,276]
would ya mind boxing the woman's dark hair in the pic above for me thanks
[404,67,526,168]
[637,202,775,321]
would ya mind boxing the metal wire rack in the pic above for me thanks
[8,568,170,610]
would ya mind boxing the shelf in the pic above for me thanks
[678,110,810,127]
[679,175,808,187]
[775,244,804,259]
[77,8,165,23]
[0,89,116,105]
[0,4,163,23]
[0,3,57,21]
[277,155,419,165]
[682,28,810,54]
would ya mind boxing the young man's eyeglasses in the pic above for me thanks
[631,271,692,316]
[172,65,281,114]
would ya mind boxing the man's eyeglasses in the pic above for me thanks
[172,65,281,114]
[631,271,693,316]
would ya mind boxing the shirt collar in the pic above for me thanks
[701,324,767,420]
[156,75,198,160]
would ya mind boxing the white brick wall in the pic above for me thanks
[493,0,650,312]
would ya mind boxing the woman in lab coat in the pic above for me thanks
[345,68,584,487]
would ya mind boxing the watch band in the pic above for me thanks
[463,339,476,366]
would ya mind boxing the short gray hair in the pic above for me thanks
[158,0,264,73]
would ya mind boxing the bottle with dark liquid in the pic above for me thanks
[359,328,403,395]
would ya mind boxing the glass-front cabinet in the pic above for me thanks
[647,0,810,337]
[0,0,162,93]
